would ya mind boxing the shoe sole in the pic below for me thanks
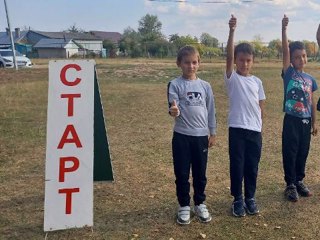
[177,218,191,225]
[196,216,212,223]
[285,194,299,202]
[244,205,259,215]
[232,207,246,217]
[244,208,259,215]
[286,197,298,202]
[297,191,313,197]
[285,193,299,202]
[232,212,246,217]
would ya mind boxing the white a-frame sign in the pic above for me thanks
[44,60,113,232]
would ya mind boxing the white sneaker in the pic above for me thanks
[194,204,212,223]
[177,206,191,225]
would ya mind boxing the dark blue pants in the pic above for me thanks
[172,132,208,207]
[282,114,311,186]
[229,127,262,200]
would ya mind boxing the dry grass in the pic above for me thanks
[1,58,320,240]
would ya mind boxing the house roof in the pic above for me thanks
[31,30,101,41]
[0,30,28,45]
[90,31,122,43]
[33,38,81,49]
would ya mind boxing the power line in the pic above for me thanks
[148,0,239,2]
[148,0,273,3]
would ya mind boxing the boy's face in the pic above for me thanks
[291,49,307,71]
[177,53,199,80]
[235,52,253,76]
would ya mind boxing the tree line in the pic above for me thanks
[102,14,319,59]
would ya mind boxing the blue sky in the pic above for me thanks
[0,0,319,43]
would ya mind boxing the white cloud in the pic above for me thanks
[156,5,170,13]
[272,0,302,7]
[177,2,211,17]
[144,0,319,42]
[308,0,320,10]
[144,0,152,7]
[144,0,170,13]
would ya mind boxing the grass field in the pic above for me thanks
[1,58,320,240]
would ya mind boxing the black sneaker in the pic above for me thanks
[232,199,246,217]
[244,198,259,215]
[296,181,312,197]
[284,184,299,202]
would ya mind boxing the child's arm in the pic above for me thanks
[206,85,216,148]
[282,15,290,73]
[226,15,237,78]
[167,82,180,117]
[317,24,320,47]
[259,100,265,128]
[311,94,318,136]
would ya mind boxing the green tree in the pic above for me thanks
[64,23,84,33]
[147,39,169,58]
[103,39,116,58]
[200,33,219,48]
[202,46,222,58]
[169,34,180,43]
[138,14,163,41]
[303,40,318,59]
[119,27,142,57]
[138,14,166,57]
[251,34,264,58]
[169,34,198,50]
[268,39,282,58]
[168,34,201,57]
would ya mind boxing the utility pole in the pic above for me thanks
[4,0,18,70]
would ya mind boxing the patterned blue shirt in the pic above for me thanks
[282,65,318,118]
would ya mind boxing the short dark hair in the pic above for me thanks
[289,41,305,57]
[234,42,255,59]
[176,45,200,64]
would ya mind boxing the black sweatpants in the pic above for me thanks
[172,131,209,207]
[229,127,262,200]
[282,114,311,186]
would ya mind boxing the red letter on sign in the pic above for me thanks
[61,93,81,117]
[59,157,80,182]
[59,188,80,214]
[60,64,82,86]
[57,124,83,149]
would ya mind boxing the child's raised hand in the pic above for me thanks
[282,14,289,29]
[169,100,180,117]
[229,14,237,31]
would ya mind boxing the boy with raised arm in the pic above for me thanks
[281,15,318,202]
[225,15,266,217]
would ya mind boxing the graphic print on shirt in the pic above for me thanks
[185,92,204,106]
[285,73,312,116]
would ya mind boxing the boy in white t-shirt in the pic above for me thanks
[225,15,266,217]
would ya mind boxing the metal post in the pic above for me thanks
[4,0,18,70]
